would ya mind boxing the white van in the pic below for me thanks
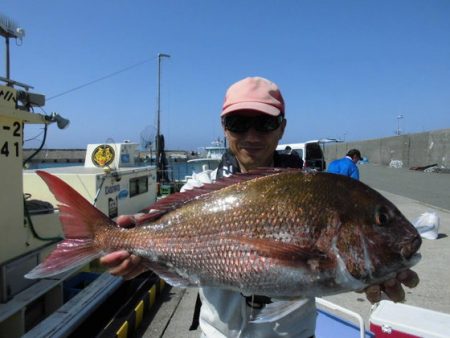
[276,141,326,171]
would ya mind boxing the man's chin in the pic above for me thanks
[238,154,265,170]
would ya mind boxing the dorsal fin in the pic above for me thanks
[138,168,301,223]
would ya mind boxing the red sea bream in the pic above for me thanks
[26,169,421,301]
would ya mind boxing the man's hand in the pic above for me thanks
[99,214,148,280]
[363,269,419,303]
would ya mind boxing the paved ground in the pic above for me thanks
[141,164,450,337]
[359,163,450,211]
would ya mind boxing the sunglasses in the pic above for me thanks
[222,115,284,133]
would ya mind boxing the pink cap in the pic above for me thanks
[221,77,285,116]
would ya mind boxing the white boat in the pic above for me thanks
[197,138,227,161]
[183,138,227,181]
[0,78,158,336]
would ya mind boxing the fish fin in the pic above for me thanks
[26,171,115,279]
[227,236,324,268]
[139,168,300,220]
[142,260,194,287]
[35,170,116,238]
[249,298,310,323]
[25,239,101,279]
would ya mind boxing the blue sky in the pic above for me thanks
[2,1,449,151]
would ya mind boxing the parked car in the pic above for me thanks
[276,141,326,171]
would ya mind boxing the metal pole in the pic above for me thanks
[155,53,170,183]
[156,55,161,154]
[155,53,170,158]
[5,36,10,80]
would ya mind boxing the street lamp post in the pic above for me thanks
[396,114,404,136]
[156,53,170,154]
[155,53,170,183]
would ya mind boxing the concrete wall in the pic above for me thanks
[324,128,450,168]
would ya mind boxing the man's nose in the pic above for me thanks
[242,126,264,140]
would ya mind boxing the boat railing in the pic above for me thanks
[315,297,369,338]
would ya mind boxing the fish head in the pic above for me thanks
[326,177,422,284]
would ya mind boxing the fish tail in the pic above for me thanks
[25,170,116,279]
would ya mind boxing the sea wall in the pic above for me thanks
[23,148,86,164]
[323,128,450,168]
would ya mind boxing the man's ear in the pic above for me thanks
[279,118,287,139]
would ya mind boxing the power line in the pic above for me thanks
[47,57,157,101]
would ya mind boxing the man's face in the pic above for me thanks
[223,110,286,172]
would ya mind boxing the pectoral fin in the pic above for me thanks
[226,236,330,270]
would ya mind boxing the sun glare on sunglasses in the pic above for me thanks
[223,115,284,133]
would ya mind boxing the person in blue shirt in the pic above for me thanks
[327,149,362,180]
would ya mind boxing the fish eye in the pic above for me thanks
[375,206,390,226]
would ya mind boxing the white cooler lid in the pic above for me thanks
[370,300,450,338]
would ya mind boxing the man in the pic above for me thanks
[327,149,362,180]
[101,77,418,337]
[182,77,315,337]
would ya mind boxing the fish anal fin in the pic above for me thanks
[142,260,195,288]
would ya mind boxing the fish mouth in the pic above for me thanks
[403,252,422,268]
[400,236,422,260]
[366,252,421,285]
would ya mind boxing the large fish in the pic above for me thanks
[26,169,421,301]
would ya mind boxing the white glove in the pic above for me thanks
[180,169,216,192]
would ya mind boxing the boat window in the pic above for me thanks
[129,176,148,197]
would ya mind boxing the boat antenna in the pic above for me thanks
[0,13,25,81]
